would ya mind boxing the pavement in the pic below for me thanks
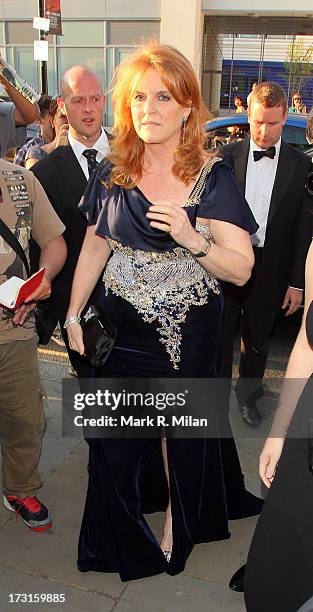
[0,337,288,612]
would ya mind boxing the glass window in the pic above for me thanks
[267,35,282,39]
[57,21,104,45]
[6,21,36,44]
[105,46,134,127]
[105,47,114,126]
[238,34,260,39]
[47,47,57,96]
[108,20,159,45]
[282,124,311,151]
[6,21,53,45]
[5,21,53,45]
[13,47,39,91]
[0,22,4,45]
[4,47,56,97]
[57,47,104,88]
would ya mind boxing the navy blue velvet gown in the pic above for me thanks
[77,157,258,582]
[245,303,313,612]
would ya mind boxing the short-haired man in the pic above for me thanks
[220,82,312,592]
[0,158,66,531]
[219,81,312,429]
[31,65,110,376]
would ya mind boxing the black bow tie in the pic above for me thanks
[82,148,99,174]
[253,146,276,162]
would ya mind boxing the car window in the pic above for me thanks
[282,125,311,151]
[206,121,311,153]
[205,124,249,149]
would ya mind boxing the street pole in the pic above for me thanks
[38,0,48,94]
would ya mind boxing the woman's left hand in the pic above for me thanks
[259,436,284,488]
[146,200,200,251]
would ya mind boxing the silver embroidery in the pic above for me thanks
[196,220,214,240]
[185,157,222,207]
[103,237,220,370]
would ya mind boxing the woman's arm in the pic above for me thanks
[260,240,313,487]
[25,156,37,170]
[65,226,111,355]
[25,145,46,170]
[200,218,254,286]
[0,75,40,125]
[146,201,254,286]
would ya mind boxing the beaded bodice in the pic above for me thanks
[104,223,220,369]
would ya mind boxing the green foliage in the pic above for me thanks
[284,38,313,93]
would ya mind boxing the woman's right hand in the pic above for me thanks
[55,123,69,148]
[259,436,285,488]
[66,321,85,356]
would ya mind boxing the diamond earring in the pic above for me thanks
[181,116,187,144]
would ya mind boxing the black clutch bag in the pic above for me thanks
[80,305,117,367]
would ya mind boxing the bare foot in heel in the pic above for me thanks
[160,504,172,562]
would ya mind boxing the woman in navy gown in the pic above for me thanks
[65,42,258,581]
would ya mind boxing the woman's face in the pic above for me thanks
[294,95,302,108]
[130,68,190,147]
[52,107,68,135]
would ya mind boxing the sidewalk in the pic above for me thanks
[0,362,274,612]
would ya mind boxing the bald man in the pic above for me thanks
[31,65,110,376]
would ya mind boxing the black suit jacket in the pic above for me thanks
[31,145,88,322]
[221,138,313,307]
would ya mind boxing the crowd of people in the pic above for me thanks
[0,41,313,611]
[234,84,308,115]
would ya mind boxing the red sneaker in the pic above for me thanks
[3,495,52,532]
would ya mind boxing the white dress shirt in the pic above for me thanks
[245,137,281,247]
[68,128,110,179]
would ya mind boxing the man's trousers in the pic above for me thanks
[218,247,278,406]
[0,336,44,498]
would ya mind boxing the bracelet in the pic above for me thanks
[192,237,212,258]
[63,316,81,329]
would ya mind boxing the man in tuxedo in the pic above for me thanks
[218,81,312,429]
[31,65,110,376]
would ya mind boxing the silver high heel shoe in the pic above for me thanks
[162,549,172,563]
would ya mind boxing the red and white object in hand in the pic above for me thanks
[0,268,45,311]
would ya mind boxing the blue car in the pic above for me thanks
[205,112,312,155]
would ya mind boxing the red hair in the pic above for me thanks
[108,41,212,188]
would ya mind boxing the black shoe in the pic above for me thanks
[239,401,261,427]
[229,564,246,592]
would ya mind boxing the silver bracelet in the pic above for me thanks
[63,316,81,329]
